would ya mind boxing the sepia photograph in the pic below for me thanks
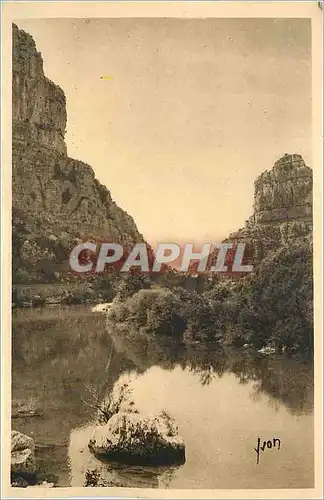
[1,2,323,498]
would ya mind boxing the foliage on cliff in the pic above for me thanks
[237,238,313,353]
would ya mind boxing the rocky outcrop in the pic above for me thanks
[12,24,144,284]
[11,430,36,477]
[89,411,185,465]
[186,153,313,277]
[223,153,313,265]
[252,153,312,224]
[13,24,67,155]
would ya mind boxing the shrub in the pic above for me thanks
[235,240,313,354]
[116,274,152,301]
[13,268,31,284]
[108,288,186,337]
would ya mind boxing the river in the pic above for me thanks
[12,305,314,489]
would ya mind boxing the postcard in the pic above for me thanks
[1,2,323,498]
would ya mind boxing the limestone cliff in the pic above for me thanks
[13,24,67,155]
[12,24,144,284]
[252,153,312,224]
[224,153,313,264]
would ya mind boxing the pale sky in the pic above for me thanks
[15,18,312,245]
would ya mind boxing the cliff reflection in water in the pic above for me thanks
[12,307,313,488]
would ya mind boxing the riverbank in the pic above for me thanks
[12,283,110,308]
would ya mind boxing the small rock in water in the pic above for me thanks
[258,346,276,354]
[92,302,112,313]
[11,476,29,488]
[89,411,185,465]
[27,481,55,488]
[11,430,36,477]
[12,398,43,418]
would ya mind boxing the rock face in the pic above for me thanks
[252,153,312,224]
[223,153,313,265]
[12,24,144,284]
[11,430,36,477]
[89,411,186,465]
[13,24,67,155]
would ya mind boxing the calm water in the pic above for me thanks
[12,305,314,489]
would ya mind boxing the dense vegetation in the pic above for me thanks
[107,235,313,357]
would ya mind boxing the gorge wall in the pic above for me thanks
[13,24,67,155]
[252,153,312,225]
[12,24,144,284]
[224,153,313,265]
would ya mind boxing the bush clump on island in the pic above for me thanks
[108,287,186,338]
[87,379,186,466]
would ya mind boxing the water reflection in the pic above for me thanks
[12,307,313,488]
[111,330,313,416]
